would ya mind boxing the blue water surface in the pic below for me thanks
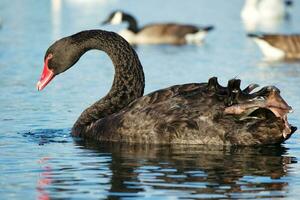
[1,0,300,199]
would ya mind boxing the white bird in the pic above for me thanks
[241,0,292,31]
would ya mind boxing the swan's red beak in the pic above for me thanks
[37,55,54,91]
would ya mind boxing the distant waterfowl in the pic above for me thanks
[241,0,292,31]
[101,11,214,45]
[241,0,292,21]
[248,33,300,60]
[37,30,296,145]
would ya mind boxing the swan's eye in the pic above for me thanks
[44,53,53,62]
[44,53,54,70]
[47,53,53,60]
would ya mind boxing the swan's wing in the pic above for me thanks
[126,83,203,109]
[97,83,231,144]
[89,82,288,145]
[88,83,216,142]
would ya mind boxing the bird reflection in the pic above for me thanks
[74,140,296,199]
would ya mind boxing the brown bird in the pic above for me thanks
[101,11,214,45]
[37,30,296,145]
[248,33,300,60]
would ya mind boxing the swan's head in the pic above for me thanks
[207,77,296,140]
[37,36,83,91]
[102,11,125,25]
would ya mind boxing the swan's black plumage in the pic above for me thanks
[38,30,296,145]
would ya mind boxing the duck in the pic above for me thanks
[248,33,300,60]
[241,0,292,31]
[101,10,214,45]
[36,30,296,145]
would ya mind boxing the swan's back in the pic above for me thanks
[85,82,288,146]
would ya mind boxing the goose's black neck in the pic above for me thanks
[71,30,145,136]
[122,13,139,33]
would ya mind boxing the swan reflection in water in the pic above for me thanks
[38,138,296,199]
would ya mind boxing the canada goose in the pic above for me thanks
[101,11,214,45]
[248,33,300,60]
[36,30,296,145]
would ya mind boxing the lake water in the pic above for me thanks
[1,0,300,199]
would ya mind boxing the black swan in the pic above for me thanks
[101,10,214,45]
[37,30,296,145]
[248,33,300,60]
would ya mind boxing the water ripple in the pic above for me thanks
[19,128,72,145]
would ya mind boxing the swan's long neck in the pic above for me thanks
[123,13,139,33]
[71,30,145,136]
